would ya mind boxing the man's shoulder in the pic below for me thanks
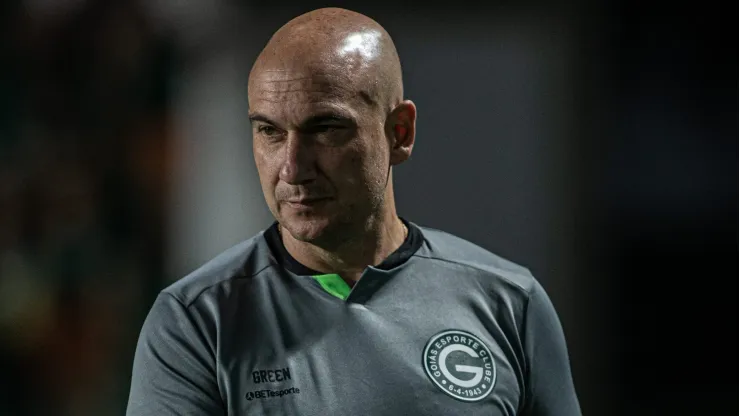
[161,230,273,307]
[415,223,536,293]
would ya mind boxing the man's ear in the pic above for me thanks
[386,100,416,166]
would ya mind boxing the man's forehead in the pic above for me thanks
[251,69,353,98]
[249,67,375,118]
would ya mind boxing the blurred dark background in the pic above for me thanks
[0,0,736,415]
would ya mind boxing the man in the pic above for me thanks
[126,7,581,416]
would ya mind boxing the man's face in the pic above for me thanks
[248,67,391,245]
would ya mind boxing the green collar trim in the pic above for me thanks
[311,273,351,300]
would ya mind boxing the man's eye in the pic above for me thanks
[258,126,279,136]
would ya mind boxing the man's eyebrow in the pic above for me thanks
[248,111,355,126]
[248,113,274,124]
[301,112,353,126]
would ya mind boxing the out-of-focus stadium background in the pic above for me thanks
[0,0,735,415]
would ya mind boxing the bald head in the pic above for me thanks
[249,8,403,111]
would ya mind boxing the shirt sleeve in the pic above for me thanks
[519,280,582,416]
[126,292,224,416]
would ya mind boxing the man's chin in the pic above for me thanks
[279,216,333,243]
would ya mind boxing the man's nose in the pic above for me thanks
[279,133,317,185]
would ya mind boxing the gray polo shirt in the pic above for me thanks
[126,219,581,415]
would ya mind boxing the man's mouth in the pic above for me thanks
[284,197,331,207]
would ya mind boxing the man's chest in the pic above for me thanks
[216,299,524,416]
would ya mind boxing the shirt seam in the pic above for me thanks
[411,252,535,294]
[519,288,535,413]
[171,262,274,309]
[159,291,226,409]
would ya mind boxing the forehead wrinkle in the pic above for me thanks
[254,84,352,102]
[252,95,350,107]
[252,70,373,110]
[257,81,351,95]
[259,70,352,86]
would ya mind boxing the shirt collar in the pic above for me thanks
[263,217,423,276]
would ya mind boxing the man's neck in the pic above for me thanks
[281,211,407,284]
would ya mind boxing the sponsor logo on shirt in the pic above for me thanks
[246,367,301,400]
[246,387,300,401]
[422,330,496,402]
